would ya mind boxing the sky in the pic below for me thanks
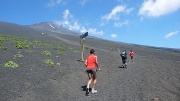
[0,0,180,49]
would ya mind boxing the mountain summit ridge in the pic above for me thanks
[29,22,79,35]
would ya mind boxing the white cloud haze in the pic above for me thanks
[164,31,179,38]
[139,0,180,17]
[101,5,133,27]
[54,9,103,36]
[111,34,118,38]
[63,10,73,20]
[102,5,125,20]
[87,28,104,35]
[114,20,129,27]
[126,8,134,14]
[79,0,89,6]
[69,21,80,31]
[47,0,63,7]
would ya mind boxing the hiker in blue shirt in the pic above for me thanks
[120,50,127,68]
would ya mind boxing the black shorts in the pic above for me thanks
[122,59,127,64]
[86,69,96,73]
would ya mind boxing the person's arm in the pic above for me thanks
[84,59,87,67]
[95,56,100,70]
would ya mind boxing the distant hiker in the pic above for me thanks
[129,50,134,62]
[117,46,120,52]
[85,49,100,96]
[120,50,127,68]
[116,46,120,52]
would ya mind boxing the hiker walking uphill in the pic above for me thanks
[120,50,127,68]
[129,50,134,62]
[85,49,100,96]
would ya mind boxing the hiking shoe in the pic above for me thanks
[92,89,97,93]
[86,88,89,96]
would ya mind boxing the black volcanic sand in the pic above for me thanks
[0,24,180,101]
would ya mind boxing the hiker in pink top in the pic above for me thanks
[129,50,134,62]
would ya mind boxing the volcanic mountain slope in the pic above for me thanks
[29,22,78,35]
[0,21,180,101]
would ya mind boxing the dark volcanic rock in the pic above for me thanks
[0,21,180,101]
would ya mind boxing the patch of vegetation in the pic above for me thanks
[27,49,33,52]
[0,35,7,43]
[14,41,30,49]
[57,44,66,51]
[33,39,42,44]
[0,34,82,69]
[59,51,66,55]
[73,50,79,53]
[39,43,49,47]
[84,45,89,49]
[33,39,54,48]
[11,37,22,42]
[1,46,7,50]
[13,54,23,59]
[15,42,23,49]
[3,60,19,68]
[42,51,52,56]
[44,59,55,68]
[53,47,59,50]
[68,46,73,50]
[48,44,54,48]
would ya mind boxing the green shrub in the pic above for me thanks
[33,39,42,44]
[57,44,66,51]
[42,51,52,56]
[15,41,30,49]
[3,61,19,68]
[44,59,55,68]
[84,45,89,49]
[24,43,30,49]
[15,42,23,49]
[59,51,65,55]
[68,46,73,50]
[1,46,7,50]
[0,35,7,43]
[27,49,33,52]
[13,54,23,59]
[73,50,79,53]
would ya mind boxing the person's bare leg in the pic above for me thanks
[87,73,92,88]
[92,73,97,89]
[91,72,98,93]
[86,73,92,95]
[131,57,134,62]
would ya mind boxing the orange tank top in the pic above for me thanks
[86,54,96,69]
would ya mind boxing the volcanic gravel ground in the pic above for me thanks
[0,31,180,101]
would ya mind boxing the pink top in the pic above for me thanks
[129,52,134,57]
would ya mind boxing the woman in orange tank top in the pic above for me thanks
[85,49,100,96]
